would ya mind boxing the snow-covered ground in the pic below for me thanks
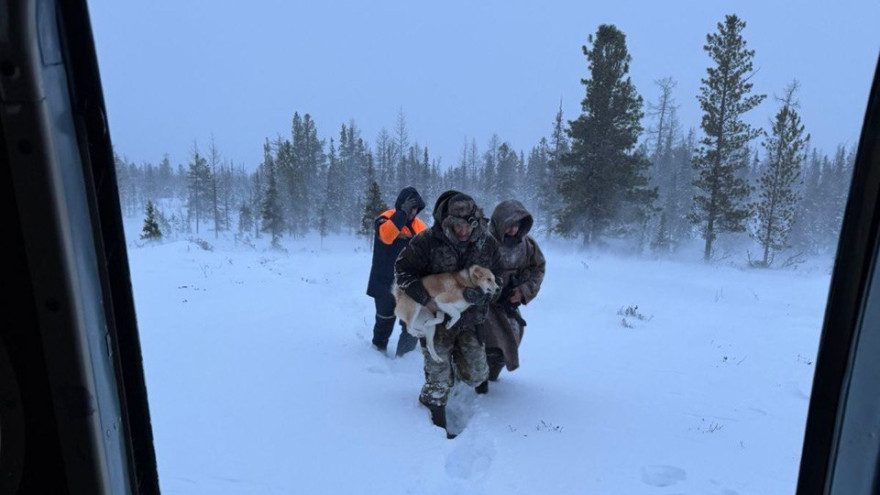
[126,226,830,494]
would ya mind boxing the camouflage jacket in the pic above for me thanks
[394,192,502,330]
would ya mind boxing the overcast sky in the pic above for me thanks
[88,0,879,170]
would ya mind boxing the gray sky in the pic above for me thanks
[88,0,879,170]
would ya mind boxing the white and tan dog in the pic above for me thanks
[393,265,500,362]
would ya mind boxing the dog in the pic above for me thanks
[393,265,500,362]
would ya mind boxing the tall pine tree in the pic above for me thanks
[691,14,766,260]
[557,24,654,245]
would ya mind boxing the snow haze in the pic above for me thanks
[126,222,829,494]
[89,0,878,170]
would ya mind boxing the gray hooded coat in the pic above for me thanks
[480,199,546,371]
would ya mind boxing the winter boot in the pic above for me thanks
[428,404,447,428]
[395,327,418,357]
[486,348,505,381]
[475,380,489,394]
[426,403,456,439]
[488,362,504,382]
[372,315,394,352]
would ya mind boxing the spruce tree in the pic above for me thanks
[393,110,410,194]
[691,14,766,260]
[818,145,854,251]
[650,211,671,253]
[259,139,284,247]
[790,149,823,253]
[525,139,549,219]
[157,153,174,199]
[496,142,518,202]
[751,82,809,266]
[323,139,343,234]
[481,135,499,207]
[539,104,569,236]
[186,145,212,235]
[207,136,225,238]
[318,205,329,249]
[557,24,655,245]
[302,113,325,223]
[375,128,395,190]
[140,200,162,240]
[250,167,264,239]
[360,158,389,240]
[668,129,697,247]
[238,202,253,235]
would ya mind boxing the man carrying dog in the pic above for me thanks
[366,186,426,357]
[394,190,501,438]
[477,199,546,392]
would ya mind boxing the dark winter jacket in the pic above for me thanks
[366,187,427,298]
[480,199,546,371]
[394,191,502,330]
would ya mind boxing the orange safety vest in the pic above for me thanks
[377,209,427,245]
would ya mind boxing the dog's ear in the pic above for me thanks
[471,265,485,277]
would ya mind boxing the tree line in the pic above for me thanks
[130,13,854,266]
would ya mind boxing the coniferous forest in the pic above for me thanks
[119,15,854,266]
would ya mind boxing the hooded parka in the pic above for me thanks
[480,199,546,373]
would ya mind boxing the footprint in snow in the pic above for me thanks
[366,364,389,374]
[444,434,496,480]
[640,465,687,487]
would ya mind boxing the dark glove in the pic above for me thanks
[463,287,491,305]
[498,274,519,302]
[497,283,513,303]
[399,196,418,214]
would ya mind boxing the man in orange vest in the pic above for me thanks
[366,186,427,356]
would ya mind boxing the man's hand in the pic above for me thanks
[463,287,491,305]
[425,298,439,314]
[399,196,418,214]
[509,287,523,304]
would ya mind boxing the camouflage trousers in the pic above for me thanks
[419,324,489,408]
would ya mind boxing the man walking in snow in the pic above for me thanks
[366,186,427,357]
[477,199,546,393]
[394,190,501,438]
